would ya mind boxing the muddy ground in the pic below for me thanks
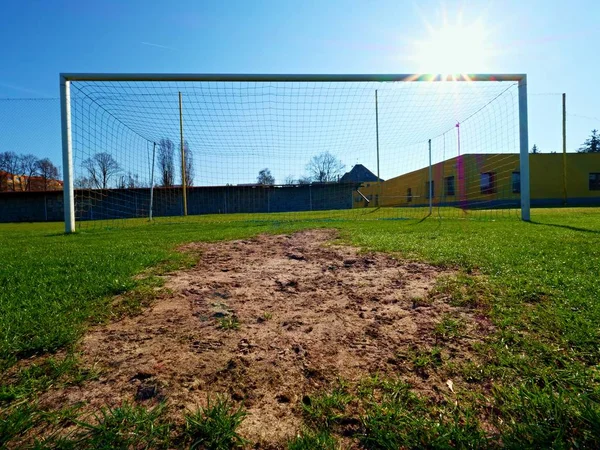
[39,229,488,445]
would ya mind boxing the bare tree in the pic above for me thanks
[183,141,194,186]
[158,138,175,187]
[305,151,345,183]
[284,175,296,185]
[116,172,141,189]
[18,154,40,191]
[257,168,275,185]
[1,151,20,191]
[35,158,59,191]
[75,176,94,189]
[297,176,312,185]
[82,152,121,189]
[0,152,9,191]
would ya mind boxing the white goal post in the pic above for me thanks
[60,73,530,233]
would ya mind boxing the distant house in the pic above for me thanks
[339,164,381,183]
[0,170,63,192]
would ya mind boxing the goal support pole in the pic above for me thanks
[60,75,75,233]
[428,139,432,214]
[375,90,381,207]
[179,92,188,216]
[149,142,156,221]
[518,76,530,221]
[562,93,567,206]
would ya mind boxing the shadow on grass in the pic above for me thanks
[530,220,600,235]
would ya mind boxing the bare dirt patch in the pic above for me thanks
[40,229,488,445]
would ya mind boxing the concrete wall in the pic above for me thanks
[0,183,356,223]
[0,191,64,222]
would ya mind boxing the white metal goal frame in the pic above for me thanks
[59,73,530,233]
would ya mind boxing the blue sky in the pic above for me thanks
[1,0,599,181]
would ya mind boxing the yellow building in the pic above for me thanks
[354,153,600,209]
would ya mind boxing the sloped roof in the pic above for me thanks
[339,164,381,183]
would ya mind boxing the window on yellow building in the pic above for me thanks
[425,181,434,199]
[445,176,455,196]
[407,187,412,202]
[512,172,520,193]
[590,173,600,191]
[480,172,496,194]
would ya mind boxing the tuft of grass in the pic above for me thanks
[302,383,353,429]
[359,388,486,449]
[287,429,338,450]
[262,311,273,321]
[433,315,465,341]
[0,354,97,404]
[0,402,42,447]
[36,402,171,449]
[184,396,247,450]
[108,276,167,320]
[410,346,443,373]
[430,273,494,308]
[218,316,240,331]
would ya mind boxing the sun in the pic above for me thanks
[411,16,492,76]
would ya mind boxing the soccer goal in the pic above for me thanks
[60,73,530,232]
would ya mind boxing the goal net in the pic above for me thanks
[61,74,529,231]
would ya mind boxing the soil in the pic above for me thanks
[39,229,488,446]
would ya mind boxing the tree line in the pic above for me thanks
[256,151,345,186]
[0,151,60,192]
[531,129,600,154]
[75,138,194,190]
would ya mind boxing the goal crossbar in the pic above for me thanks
[61,73,526,83]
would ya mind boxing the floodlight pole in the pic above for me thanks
[562,93,567,206]
[518,76,530,221]
[428,139,433,214]
[149,142,156,221]
[60,75,75,233]
[179,92,188,216]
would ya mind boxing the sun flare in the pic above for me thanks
[412,17,492,76]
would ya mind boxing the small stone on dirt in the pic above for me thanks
[135,383,161,401]
[286,252,306,261]
[276,393,291,403]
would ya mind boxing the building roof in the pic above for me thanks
[340,164,381,183]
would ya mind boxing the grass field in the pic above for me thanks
[1,208,600,448]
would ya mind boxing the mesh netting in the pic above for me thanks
[68,78,522,227]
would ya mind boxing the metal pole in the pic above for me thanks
[61,73,528,83]
[60,75,75,233]
[456,122,465,210]
[518,76,531,221]
[375,90,381,206]
[179,92,188,216]
[562,93,567,206]
[149,142,156,221]
[428,139,433,214]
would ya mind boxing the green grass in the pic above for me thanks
[287,429,339,449]
[302,382,353,429]
[1,207,600,447]
[218,316,241,331]
[184,396,247,449]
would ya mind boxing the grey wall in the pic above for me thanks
[0,184,357,223]
[0,191,64,222]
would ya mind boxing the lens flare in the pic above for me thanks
[411,15,492,78]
